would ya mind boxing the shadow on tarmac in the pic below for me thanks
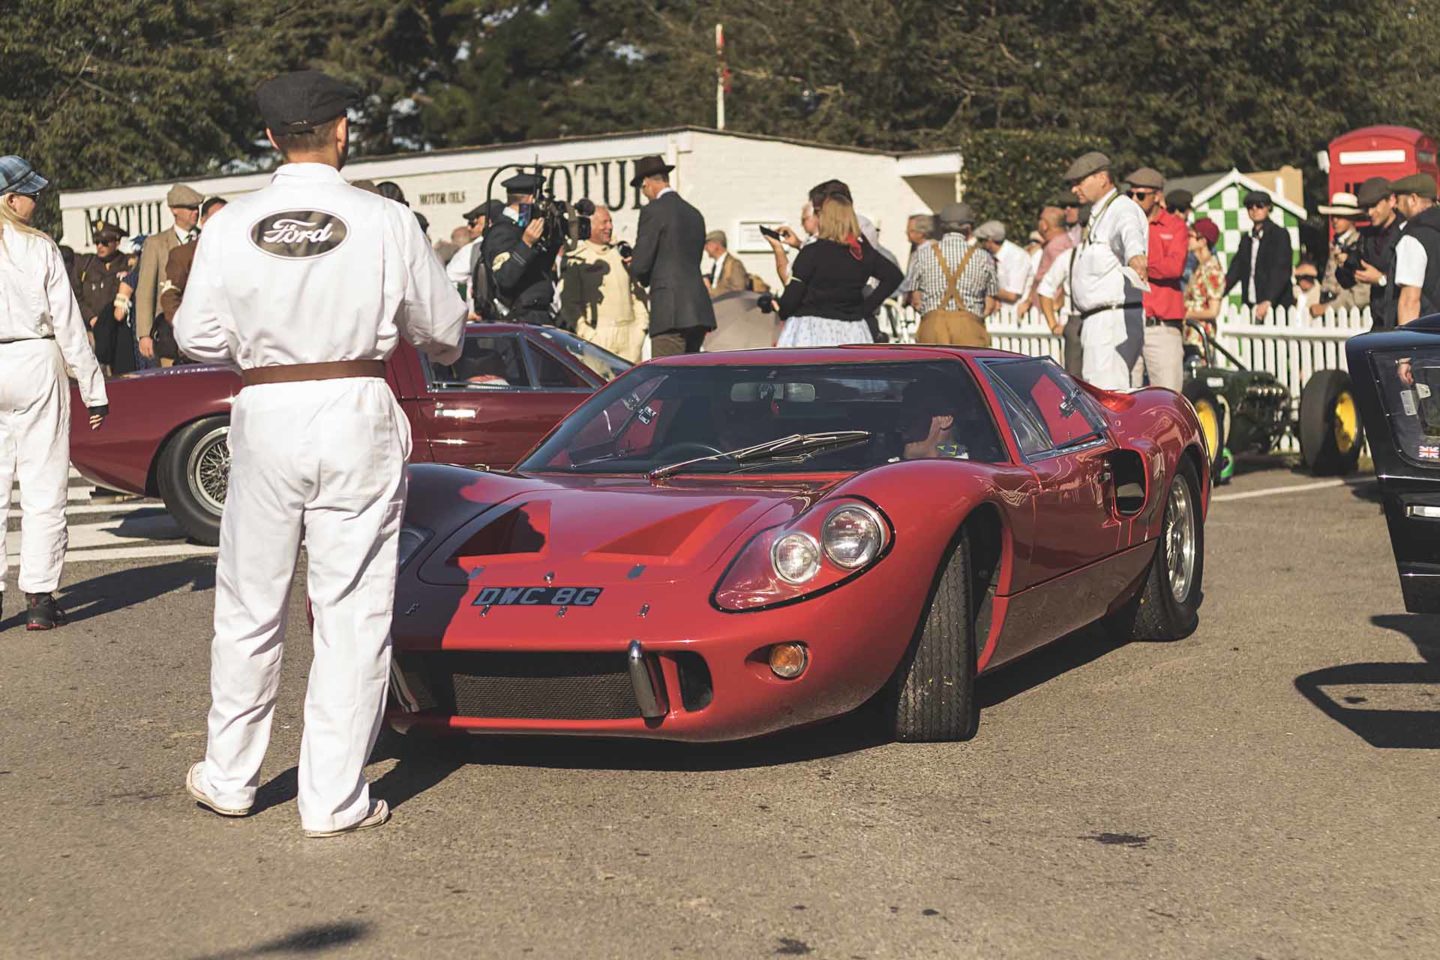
[185,921,368,960]
[0,557,215,630]
[1294,613,1440,748]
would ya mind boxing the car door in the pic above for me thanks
[411,331,588,469]
[1347,321,1440,613]
[979,357,1124,591]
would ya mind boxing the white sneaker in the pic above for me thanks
[186,762,252,817]
[303,799,390,839]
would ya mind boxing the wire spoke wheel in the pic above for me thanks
[185,425,230,515]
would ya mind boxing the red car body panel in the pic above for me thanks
[389,346,1210,742]
[67,324,606,497]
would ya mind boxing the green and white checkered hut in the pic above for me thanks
[1187,169,1307,302]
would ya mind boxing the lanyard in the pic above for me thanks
[1082,190,1122,247]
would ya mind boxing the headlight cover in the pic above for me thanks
[397,524,433,571]
[713,498,892,611]
[821,504,887,569]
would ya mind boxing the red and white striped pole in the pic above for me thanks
[715,23,727,131]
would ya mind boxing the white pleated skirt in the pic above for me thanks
[775,316,874,348]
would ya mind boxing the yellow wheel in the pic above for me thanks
[1300,370,1364,475]
[1332,389,1360,454]
[1182,382,1226,476]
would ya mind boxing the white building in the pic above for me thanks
[59,126,963,289]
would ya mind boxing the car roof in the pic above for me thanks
[643,344,1028,366]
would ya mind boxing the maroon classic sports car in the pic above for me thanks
[387,346,1210,743]
[68,324,629,544]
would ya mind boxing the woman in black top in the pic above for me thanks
[775,196,904,346]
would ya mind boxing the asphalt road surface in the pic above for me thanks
[4,460,1437,959]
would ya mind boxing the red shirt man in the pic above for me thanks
[1143,200,1188,320]
[1126,167,1188,390]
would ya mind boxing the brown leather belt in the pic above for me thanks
[241,359,386,388]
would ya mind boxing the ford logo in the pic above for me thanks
[249,210,348,259]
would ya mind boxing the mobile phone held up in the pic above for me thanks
[759,225,782,241]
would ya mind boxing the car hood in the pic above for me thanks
[417,473,846,587]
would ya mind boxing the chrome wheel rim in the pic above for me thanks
[1165,476,1196,604]
[186,425,230,515]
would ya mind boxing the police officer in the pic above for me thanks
[0,156,109,630]
[70,219,137,375]
[173,70,466,838]
[480,172,558,324]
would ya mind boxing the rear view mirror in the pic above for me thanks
[730,382,817,403]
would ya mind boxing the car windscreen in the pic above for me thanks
[533,327,632,382]
[518,360,1007,475]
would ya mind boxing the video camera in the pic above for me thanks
[491,162,592,253]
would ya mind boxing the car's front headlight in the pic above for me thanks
[821,504,887,569]
[397,524,433,571]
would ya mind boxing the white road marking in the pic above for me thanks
[6,543,216,564]
[1213,477,1373,502]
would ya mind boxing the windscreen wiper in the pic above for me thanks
[647,431,872,480]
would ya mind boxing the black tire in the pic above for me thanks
[880,528,979,742]
[1299,369,1364,476]
[1105,457,1205,642]
[156,417,230,546]
[1182,381,1227,480]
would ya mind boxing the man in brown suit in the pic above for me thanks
[702,230,748,297]
[159,196,228,358]
[135,183,203,366]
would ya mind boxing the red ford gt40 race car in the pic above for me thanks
[68,324,628,544]
[391,346,1210,743]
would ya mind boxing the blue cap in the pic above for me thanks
[0,156,49,196]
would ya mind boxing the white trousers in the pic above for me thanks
[1131,323,1185,392]
[196,378,409,833]
[1080,305,1145,391]
[0,340,71,595]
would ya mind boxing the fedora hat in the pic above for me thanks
[629,155,674,187]
[1316,191,1363,217]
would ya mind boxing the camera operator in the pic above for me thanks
[480,172,562,325]
[1345,177,1406,330]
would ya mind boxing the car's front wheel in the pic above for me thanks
[880,528,979,742]
[156,417,229,546]
[1106,457,1205,641]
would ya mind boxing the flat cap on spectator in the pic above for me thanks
[1166,188,1194,210]
[1125,167,1165,190]
[1392,173,1438,199]
[166,184,204,208]
[938,202,976,229]
[1356,176,1396,208]
[1063,151,1111,182]
[350,179,380,195]
[464,199,505,223]
[1242,190,1272,208]
[256,69,359,134]
[0,155,48,195]
[974,220,1006,242]
[705,230,727,245]
[1045,192,1080,209]
[91,219,127,243]
[1191,217,1220,248]
[1316,191,1363,217]
[501,172,545,193]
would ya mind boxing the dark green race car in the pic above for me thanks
[1181,321,1365,482]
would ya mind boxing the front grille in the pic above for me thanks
[399,651,641,720]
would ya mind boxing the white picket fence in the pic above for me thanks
[877,302,1372,453]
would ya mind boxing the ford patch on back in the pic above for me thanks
[250,211,348,259]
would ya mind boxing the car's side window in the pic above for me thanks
[982,358,1106,459]
[527,342,588,389]
[1374,347,1440,467]
[427,335,531,391]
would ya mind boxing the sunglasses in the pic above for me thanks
[1244,203,1270,210]
[1127,189,1157,199]
[1295,274,1318,282]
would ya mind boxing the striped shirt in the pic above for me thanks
[910,234,998,314]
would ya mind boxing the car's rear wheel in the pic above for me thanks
[1182,381,1227,480]
[1106,457,1205,641]
[1299,369,1364,475]
[880,528,978,742]
[156,417,229,546]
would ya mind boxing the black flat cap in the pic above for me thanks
[1392,173,1437,200]
[256,70,359,134]
[1243,190,1272,208]
[1166,188,1193,210]
[464,199,506,222]
[501,172,545,194]
[1355,176,1395,208]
